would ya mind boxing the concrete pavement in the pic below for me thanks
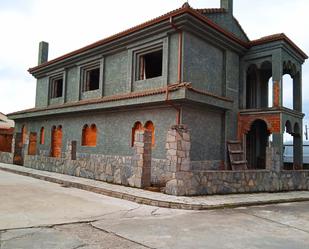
[1,162,309,210]
[1,170,309,249]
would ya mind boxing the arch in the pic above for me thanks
[282,74,293,109]
[285,120,292,134]
[132,121,143,147]
[51,125,62,158]
[144,120,155,146]
[40,127,45,145]
[294,122,301,136]
[246,119,269,169]
[21,125,27,144]
[82,124,97,147]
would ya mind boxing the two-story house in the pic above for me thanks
[4,0,308,195]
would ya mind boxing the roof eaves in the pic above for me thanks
[250,33,308,60]
[28,5,250,74]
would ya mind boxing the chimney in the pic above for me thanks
[220,0,233,14]
[38,41,49,65]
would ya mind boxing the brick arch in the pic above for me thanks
[238,114,280,140]
[132,121,143,147]
[144,120,155,146]
[51,125,62,158]
[82,124,97,147]
[246,118,272,134]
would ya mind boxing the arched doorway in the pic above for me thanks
[51,125,63,158]
[246,120,269,169]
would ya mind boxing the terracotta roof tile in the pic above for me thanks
[8,82,233,117]
[28,4,250,74]
[250,33,308,59]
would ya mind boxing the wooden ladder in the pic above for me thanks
[227,140,248,170]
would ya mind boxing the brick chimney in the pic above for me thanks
[38,41,49,65]
[220,0,233,14]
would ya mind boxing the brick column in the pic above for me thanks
[128,129,152,188]
[165,125,193,196]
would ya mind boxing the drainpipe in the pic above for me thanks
[165,16,183,125]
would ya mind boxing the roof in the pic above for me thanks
[250,33,308,59]
[28,4,250,74]
[28,4,307,75]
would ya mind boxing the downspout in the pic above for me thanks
[166,16,182,125]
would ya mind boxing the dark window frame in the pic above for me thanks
[136,46,163,81]
[50,75,63,99]
[82,64,100,92]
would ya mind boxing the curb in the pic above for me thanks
[1,166,309,210]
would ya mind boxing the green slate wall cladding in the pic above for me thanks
[16,107,177,159]
[182,106,224,161]
[182,32,224,96]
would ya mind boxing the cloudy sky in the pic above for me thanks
[0,0,308,124]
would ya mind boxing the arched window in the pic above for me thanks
[132,121,143,147]
[21,125,27,144]
[144,121,155,146]
[40,127,45,145]
[82,124,97,147]
[51,125,62,158]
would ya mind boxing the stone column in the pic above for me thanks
[11,135,15,155]
[166,125,191,173]
[129,129,152,188]
[266,146,281,172]
[293,134,303,169]
[272,133,284,171]
[165,125,193,196]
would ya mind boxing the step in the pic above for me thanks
[229,150,243,154]
[227,140,241,144]
[231,160,247,165]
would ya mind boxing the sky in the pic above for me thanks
[0,0,308,126]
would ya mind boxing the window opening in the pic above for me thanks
[84,67,100,91]
[51,77,63,98]
[138,49,163,80]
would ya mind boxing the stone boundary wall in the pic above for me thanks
[23,153,172,186]
[166,170,309,196]
[0,152,13,164]
[191,160,223,171]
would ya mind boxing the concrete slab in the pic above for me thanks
[1,163,309,210]
[0,170,140,230]
[92,202,309,249]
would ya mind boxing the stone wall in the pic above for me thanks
[0,152,13,164]
[164,170,309,196]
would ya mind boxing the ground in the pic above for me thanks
[0,170,309,249]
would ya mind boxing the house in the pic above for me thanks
[2,0,309,195]
[0,113,14,162]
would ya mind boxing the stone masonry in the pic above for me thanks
[128,129,152,188]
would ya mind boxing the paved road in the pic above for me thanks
[0,170,309,249]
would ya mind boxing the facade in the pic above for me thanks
[2,0,309,195]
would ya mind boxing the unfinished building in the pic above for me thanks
[1,0,308,195]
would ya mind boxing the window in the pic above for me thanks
[40,127,45,145]
[144,121,155,146]
[83,67,100,92]
[131,121,143,147]
[82,124,97,146]
[50,77,63,98]
[137,48,163,80]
